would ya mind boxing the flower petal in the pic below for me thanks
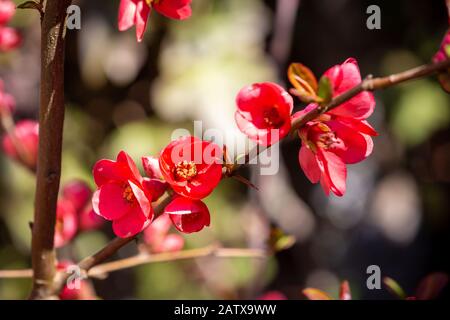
[129,180,152,218]
[118,0,137,31]
[299,144,321,183]
[92,183,130,221]
[318,150,347,196]
[135,0,150,42]
[325,58,375,119]
[112,205,150,238]
[165,197,210,233]
[153,0,192,20]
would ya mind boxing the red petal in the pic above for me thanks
[142,156,163,179]
[327,120,374,164]
[154,234,185,253]
[92,183,130,220]
[325,58,375,120]
[92,159,127,187]
[112,205,151,238]
[142,178,167,202]
[165,197,210,233]
[318,150,347,197]
[135,0,150,42]
[117,150,143,183]
[118,0,137,31]
[298,144,321,183]
[129,180,152,218]
[153,0,192,20]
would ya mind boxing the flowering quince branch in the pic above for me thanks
[290,58,450,133]
[29,0,72,300]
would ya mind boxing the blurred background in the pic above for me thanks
[1,0,450,299]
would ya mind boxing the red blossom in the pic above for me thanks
[142,155,168,202]
[1,120,39,169]
[295,59,377,196]
[235,82,294,146]
[54,200,78,248]
[0,0,15,26]
[159,136,222,200]
[57,262,97,300]
[62,180,92,213]
[118,0,192,42]
[0,26,20,52]
[92,151,154,238]
[164,196,210,233]
[143,213,184,253]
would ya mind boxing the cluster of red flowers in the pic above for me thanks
[0,0,20,52]
[55,180,105,248]
[92,136,222,238]
[235,58,377,196]
[0,81,39,171]
[118,0,192,42]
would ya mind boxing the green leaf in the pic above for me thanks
[17,1,42,10]
[445,44,450,58]
[383,277,407,299]
[302,288,333,300]
[317,76,333,105]
[268,228,296,252]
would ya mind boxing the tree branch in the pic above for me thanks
[51,193,173,294]
[88,244,266,278]
[290,58,450,132]
[0,245,266,280]
[29,0,72,300]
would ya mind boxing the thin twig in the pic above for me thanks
[0,269,33,279]
[0,246,266,280]
[88,244,266,278]
[51,193,173,294]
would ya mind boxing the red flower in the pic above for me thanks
[235,82,293,146]
[1,120,39,170]
[295,59,377,196]
[118,0,192,42]
[62,180,92,213]
[159,136,222,200]
[0,26,20,51]
[434,29,450,63]
[142,155,168,202]
[54,200,78,248]
[0,0,15,25]
[78,206,105,231]
[164,196,210,233]
[57,262,97,300]
[143,213,184,253]
[92,151,154,238]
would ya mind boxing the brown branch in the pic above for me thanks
[290,58,450,133]
[88,244,266,278]
[29,0,72,300]
[0,269,33,278]
[0,245,266,280]
[51,193,173,294]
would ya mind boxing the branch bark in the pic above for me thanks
[29,0,72,300]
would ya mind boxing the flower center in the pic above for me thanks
[263,106,284,128]
[122,185,135,203]
[145,0,160,5]
[315,123,339,149]
[174,160,197,180]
